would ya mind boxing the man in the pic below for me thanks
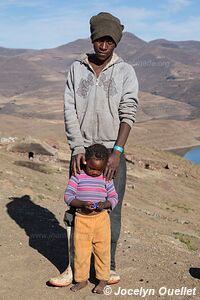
[49,11,138,287]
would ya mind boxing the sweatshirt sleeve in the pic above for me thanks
[64,175,79,206]
[119,64,139,128]
[106,180,118,210]
[64,63,85,156]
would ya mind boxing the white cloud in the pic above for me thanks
[0,0,199,48]
[0,0,42,8]
[0,8,91,49]
[148,16,200,41]
[162,0,192,13]
[110,1,200,42]
[103,6,157,38]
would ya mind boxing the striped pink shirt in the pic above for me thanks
[64,170,118,210]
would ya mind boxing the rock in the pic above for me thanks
[0,136,18,144]
[7,136,57,156]
[128,184,135,189]
[57,151,71,162]
[6,170,13,175]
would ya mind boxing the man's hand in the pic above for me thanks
[103,122,131,180]
[104,151,121,181]
[72,153,86,175]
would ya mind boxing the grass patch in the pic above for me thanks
[37,194,45,201]
[173,232,199,251]
[14,160,54,174]
[171,204,193,213]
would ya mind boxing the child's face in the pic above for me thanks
[84,158,107,177]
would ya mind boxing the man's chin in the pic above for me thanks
[96,53,111,62]
[96,54,107,61]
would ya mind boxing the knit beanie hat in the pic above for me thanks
[90,12,124,45]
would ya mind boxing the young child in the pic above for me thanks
[64,144,118,294]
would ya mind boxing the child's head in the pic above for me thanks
[84,144,109,177]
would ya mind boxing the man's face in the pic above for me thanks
[93,36,116,62]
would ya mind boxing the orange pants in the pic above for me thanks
[74,210,110,282]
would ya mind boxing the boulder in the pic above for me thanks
[7,136,57,156]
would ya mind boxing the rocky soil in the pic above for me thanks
[0,139,200,300]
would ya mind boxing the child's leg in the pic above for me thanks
[71,214,93,291]
[70,281,88,292]
[93,211,111,294]
[93,280,107,294]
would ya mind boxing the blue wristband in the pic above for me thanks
[113,145,124,153]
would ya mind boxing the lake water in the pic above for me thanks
[184,146,200,165]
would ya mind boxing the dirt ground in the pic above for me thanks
[0,141,200,300]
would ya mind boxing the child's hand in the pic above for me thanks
[96,202,105,211]
[81,201,95,212]
[96,201,111,211]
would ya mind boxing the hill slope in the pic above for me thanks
[0,141,199,299]
[0,32,200,119]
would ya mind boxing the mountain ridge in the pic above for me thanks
[0,31,200,119]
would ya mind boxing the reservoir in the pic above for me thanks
[184,146,200,165]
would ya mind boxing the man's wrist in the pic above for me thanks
[113,145,124,153]
[72,146,85,156]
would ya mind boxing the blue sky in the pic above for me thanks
[0,0,200,49]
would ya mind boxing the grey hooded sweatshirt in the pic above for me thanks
[64,53,138,156]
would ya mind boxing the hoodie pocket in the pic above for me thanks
[97,112,120,141]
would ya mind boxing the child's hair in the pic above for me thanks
[85,144,109,161]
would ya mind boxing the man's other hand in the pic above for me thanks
[104,151,120,181]
[72,153,86,175]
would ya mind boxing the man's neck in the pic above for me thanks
[89,53,113,67]
[88,53,113,76]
